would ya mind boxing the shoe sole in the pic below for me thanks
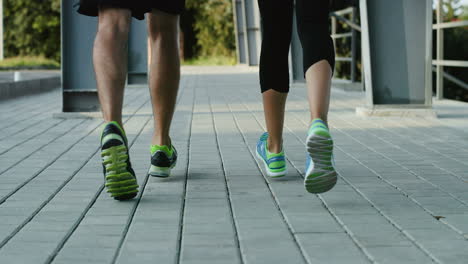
[305,133,337,193]
[148,162,176,178]
[102,145,139,200]
[255,149,286,178]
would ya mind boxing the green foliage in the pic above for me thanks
[182,55,236,66]
[4,0,61,62]
[186,0,236,58]
[442,0,462,20]
[0,56,60,70]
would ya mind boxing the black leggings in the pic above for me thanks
[258,0,335,93]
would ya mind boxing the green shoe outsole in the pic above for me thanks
[304,132,338,194]
[102,145,139,200]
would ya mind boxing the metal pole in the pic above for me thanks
[359,0,374,106]
[240,0,250,65]
[232,0,241,64]
[351,8,357,83]
[436,0,444,99]
[0,0,3,60]
[331,16,337,76]
[331,16,337,51]
[425,0,433,106]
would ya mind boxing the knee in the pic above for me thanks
[148,11,179,42]
[97,8,131,42]
[297,23,335,75]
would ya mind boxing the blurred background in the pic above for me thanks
[0,0,466,101]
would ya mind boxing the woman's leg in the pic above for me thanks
[258,0,294,153]
[296,0,335,125]
[296,0,337,193]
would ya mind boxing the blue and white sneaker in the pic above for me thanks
[256,132,287,178]
[304,118,337,193]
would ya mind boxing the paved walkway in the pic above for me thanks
[0,71,60,83]
[0,66,467,264]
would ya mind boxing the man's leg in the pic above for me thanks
[146,10,180,178]
[94,6,131,126]
[95,7,139,200]
[147,10,180,146]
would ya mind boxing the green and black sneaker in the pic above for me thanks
[148,144,177,178]
[100,121,139,200]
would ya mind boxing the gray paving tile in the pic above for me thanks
[2,67,468,264]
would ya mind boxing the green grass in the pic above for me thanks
[182,55,236,66]
[0,56,60,70]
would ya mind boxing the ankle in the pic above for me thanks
[105,119,123,128]
[267,138,283,154]
[311,116,328,127]
[151,135,171,146]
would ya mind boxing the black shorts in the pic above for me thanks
[76,0,185,20]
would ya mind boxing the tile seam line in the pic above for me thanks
[289,92,468,235]
[363,118,468,182]
[0,114,55,141]
[48,86,167,264]
[0,88,145,204]
[106,77,191,264]
[327,114,468,236]
[208,88,244,264]
[0,93,58,118]
[219,89,309,264]
[0,104,58,135]
[234,90,375,264]
[0,118,65,156]
[47,97,153,264]
[0,95,150,250]
[287,112,443,264]
[0,88,143,174]
[173,75,196,264]
[0,118,88,204]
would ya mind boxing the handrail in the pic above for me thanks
[433,20,468,29]
[334,7,354,16]
[330,12,361,32]
[432,60,468,67]
[330,7,361,84]
[331,1,467,99]
[434,0,468,99]
[432,66,468,91]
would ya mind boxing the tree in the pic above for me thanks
[4,0,61,62]
[185,0,236,58]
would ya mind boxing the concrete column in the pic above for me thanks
[61,1,148,112]
[231,0,263,66]
[243,0,261,66]
[290,8,304,82]
[356,0,435,118]
[233,0,249,64]
[127,18,148,84]
[232,0,247,64]
[61,0,100,112]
